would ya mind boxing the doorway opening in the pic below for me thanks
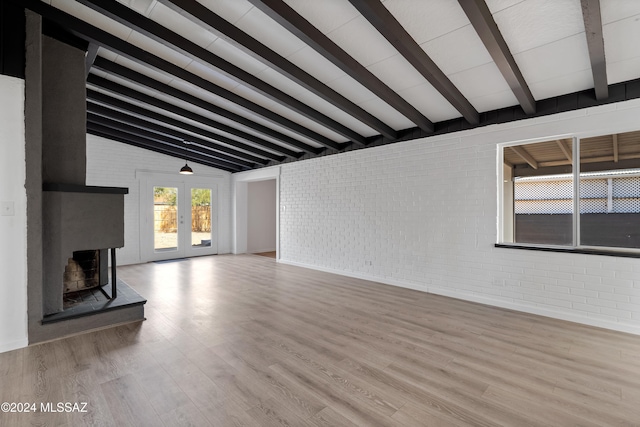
[247,179,277,257]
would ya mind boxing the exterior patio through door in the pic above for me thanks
[142,178,218,261]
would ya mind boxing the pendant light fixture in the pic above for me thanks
[179,140,194,174]
[179,162,193,174]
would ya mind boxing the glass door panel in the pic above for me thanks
[153,186,179,253]
[144,178,217,262]
[191,188,212,248]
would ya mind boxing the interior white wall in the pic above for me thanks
[86,134,233,265]
[247,179,277,253]
[0,76,28,353]
[278,99,640,335]
[233,181,248,254]
[232,167,280,255]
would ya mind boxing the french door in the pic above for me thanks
[143,179,218,261]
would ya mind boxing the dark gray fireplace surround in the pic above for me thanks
[25,13,145,343]
[42,184,127,315]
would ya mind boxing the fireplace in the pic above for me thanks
[42,184,127,316]
[37,32,130,317]
[63,250,106,293]
[23,15,145,342]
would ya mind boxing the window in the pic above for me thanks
[500,130,640,251]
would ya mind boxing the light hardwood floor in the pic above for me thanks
[2,254,640,426]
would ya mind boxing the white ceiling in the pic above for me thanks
[37,0,640,169]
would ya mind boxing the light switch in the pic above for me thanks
[1,201,15,216]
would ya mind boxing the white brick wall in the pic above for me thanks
[86,134,232,265]
[85,101,640,334]
[278,99,640,335]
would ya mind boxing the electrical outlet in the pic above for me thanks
[1,201,14,216]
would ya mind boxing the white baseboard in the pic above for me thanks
[278,259,640,336]
[0,337,28,354]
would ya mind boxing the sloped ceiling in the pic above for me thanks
[17,0,640,172]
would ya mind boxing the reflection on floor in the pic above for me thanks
[254,251,276,258]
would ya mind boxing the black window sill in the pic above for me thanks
[495,243,640,259]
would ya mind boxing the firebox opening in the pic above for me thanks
[63,250,101,293]
[62,249,111,311]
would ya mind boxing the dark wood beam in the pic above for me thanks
[348,0,479,125]
[0,1,26,79]
[87,75,302,159]
[85,42,99,79]
[86,124,242,173]
[19,0,346,151]
[87,102,269,167]
[90,59,322,155]
[581,0,608,101]
[580,157,640,172]
[88,113,256,169]
[87,88,285,162]
[155,0,398,141]
[87,115,252,170]
[75,0,368,146]
[248,0,434,133]
[458,0,536,114]
[42,19,89,52]
[512,164,571,178]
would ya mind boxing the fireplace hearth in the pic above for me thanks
[44,277,145,324]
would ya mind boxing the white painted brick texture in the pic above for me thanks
[86,134,232,265]
[279,100,640,334]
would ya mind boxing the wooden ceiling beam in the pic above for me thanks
[510,146,538,169]
[458,0,536,114]
[537,159,572,167]
[75,0,367,146]
[87,123,243,173]
[581,0,608,101]
[556,139,572,162]
[539,153,640,168]
[589,153,640,163]
[87,74,303,159]
[156,0,398,141]
[87,102,270,167]
[612,134,619,162]
[87,113,258,169]
[86,88,286,162]
[91,58,322,155]
[88,76,302,159]
[348,0,479,125]
[248,0,435,133]
[20,0,345,151]
[84,42,99,79]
